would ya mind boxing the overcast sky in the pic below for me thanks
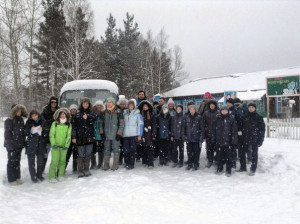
[89,0,300,81]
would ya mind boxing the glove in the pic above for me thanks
[101,134,106,141]
[52,145,58,149]
[116,134,122,141]
[62,147,68,150]
[238,131,242,136]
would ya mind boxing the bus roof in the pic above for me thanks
[60,80,119,96]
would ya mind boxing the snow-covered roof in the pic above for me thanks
[163,67,300,98]
[60,80,119,96]
[218,90,266,103]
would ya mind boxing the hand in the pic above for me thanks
[52,145,58,149]
[116,134,122,141]
[83,113,87,120]
[137,136,141,142]
[38,127,42,132]
[31,127,35,132]
[152,137,156,141]
[72,139,76,144]
[238,131,242,136]
[170,137,174,141]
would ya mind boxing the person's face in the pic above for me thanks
[189,107,196,115]
[60,112,66,119]
[226,102,233,108]
[143,104,149,111]
[96,105,103,111]
[70,108,77,115]
[221,110,228,115]
[153,104,158,109]
[209,104,216,110]
[50,100,57,108]
[159,99,165,105]
[168,103,174,110]
[138,92,145,99]
[248,106,256,113]
[128,104,134,111]
[31,113,38,121]
[176,107,182,114]
[163,108,168,114]
[16,110,22,117]
[119,103,126,109]
[82,102,89,109]
[106,100,114,108]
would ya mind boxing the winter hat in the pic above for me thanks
[176,104,183,111]
[128,99,137,109]
[9,104,28,119]
[69,104,78,110]
[188,103,196,110]
[226,98,234,105]
[93,100,106,112]
[220,105,229,111]
[53,107,71,124]
[204,92,212,100]
[233,98,241,104]
[208,100,217,107]
[138,100,153,113]
[118,98,128,106]
[162,104,169,111]
[248,102,256,108]
[187,101,195,107]
[106,97,116,105]
[79,97,92,110]
[167,98,175,106]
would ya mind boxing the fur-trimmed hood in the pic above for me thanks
[9,104,28,119]
[138,100,153,113]
[92,100,106,112]
[78,97,92,111]
[53,108,71,124]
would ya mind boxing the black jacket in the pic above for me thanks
[181,112,204,143]
[171,112,184,140]
[242,111,265,146]
[41,96,60,143]
[156,112,172,140]
[25,118,47,155]
[203,106,218,140]
[141,111,157,147]
[4,116,26,149]
[215,114,238,147]
[72,108,96,146]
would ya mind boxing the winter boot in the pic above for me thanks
[84,156,91,177]
[77,157,84,178]
[90,153,96,170]
[111,154,120,171]
[97,152,103,169]
[225,172,231,177]
[206,162,213,168]
[103,155,110,171]
[73,159,77,172]
[249,170,255,176]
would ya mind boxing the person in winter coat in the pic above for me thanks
[238,103,265,176]
[136,90,147,106]
[157,104,172,166]
[202,100,219,168]
[4,104,27,185]
[182,103,204,170]
[123,99,144,169]
[65,104,78,172]
[138,100,157,169]
[72,97,96,177]
[170,104,184,168]
[117,98,128,165]
[198,92,213,116]
[214,106,238,177]
[25,110,47,182]
[91,101,105,169]
[49,108,72,182]
[100,97,125,171]
[167,98,176,117]
[41,96,60,173]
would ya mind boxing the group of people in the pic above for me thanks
[4,90,265,185]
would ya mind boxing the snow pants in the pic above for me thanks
[187,142,201,168]
[206,138,216,164]
[216,146,233,174]
[49,147,68,179]
[172,140,184,165]
[66,142,78,171]
[27,153,44,181]
[6,147,22,183]
[240,144,258,172]
[104,140,120,156]
[158,139,171,165]
[142,145,154,167]
[123,137,137,168]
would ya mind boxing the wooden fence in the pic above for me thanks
[266,118,300,140]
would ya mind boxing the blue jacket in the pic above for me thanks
[123,109,144,137]
[157,112,172,140]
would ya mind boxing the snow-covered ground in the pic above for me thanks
[0,126,299,224]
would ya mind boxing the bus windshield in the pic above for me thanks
[60,89,118,108]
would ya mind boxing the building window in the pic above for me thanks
[183,102,188,114]
[277,97,289,113]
